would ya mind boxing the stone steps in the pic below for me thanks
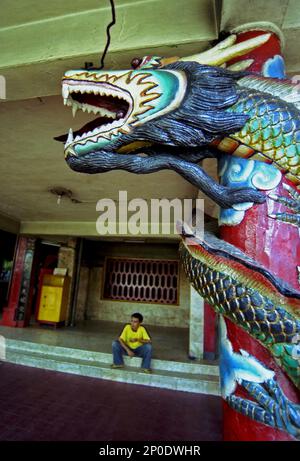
[4,338,220,396]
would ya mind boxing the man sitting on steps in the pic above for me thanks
[111,312,152,373]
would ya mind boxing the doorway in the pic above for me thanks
[29,239,60,323]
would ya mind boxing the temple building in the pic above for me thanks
[0,0,300,442]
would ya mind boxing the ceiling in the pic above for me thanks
[1,0,300,237]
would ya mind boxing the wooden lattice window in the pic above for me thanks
[103,258,179,305]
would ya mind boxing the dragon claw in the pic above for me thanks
[227,378,300,439]
[268,185,300,227]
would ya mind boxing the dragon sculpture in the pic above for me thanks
[56,32,300,439]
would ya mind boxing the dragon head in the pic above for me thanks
[56,60,249,158]
[55,33,271,207]
[57,62,188,158]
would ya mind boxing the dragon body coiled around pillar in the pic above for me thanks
[179,228,300,389]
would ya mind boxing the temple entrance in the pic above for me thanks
[0,235,218,395]
[2,235,217,360]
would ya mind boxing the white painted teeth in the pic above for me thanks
[62,85,69,100]
[98,107,116,118]
[73,103,117,118]
[66,128,74,145]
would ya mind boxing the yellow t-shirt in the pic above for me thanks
[119,324,151,349]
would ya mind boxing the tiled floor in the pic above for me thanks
[0,362,222,441]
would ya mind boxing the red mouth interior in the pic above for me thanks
[71,92,128,113]
[54,92,129,143]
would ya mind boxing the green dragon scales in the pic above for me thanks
[179,224,300,389]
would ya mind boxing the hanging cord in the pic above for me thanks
[99,0,116,69]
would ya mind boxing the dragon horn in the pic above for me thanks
[178,33,271,66]
[157,35,236,67]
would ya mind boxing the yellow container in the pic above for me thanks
[42,274,65,287]
[37,275,70,325]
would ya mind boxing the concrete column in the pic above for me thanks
[189,285,204,360]
[75,267,90,322]
[57,238,77,324]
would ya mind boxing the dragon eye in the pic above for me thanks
[131,57,142,69]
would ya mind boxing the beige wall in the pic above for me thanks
[86,265,190,328]
[76,241,191,328]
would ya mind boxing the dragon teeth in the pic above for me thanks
[62,79,134,141]
[62,85,69,99]
[65,128,74,147]
[70,101,117,118]
[66,83,129,102]
[98,107,116,118]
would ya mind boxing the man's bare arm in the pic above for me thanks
[118,337,135,356]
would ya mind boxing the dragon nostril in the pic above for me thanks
[131,57,142,69]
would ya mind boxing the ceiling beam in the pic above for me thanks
[1,0,218,101]
[20,220,181,239]
[0,212,20,234]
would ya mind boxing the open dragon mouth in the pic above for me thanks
[55,80,132,148]
[56,67,187,157]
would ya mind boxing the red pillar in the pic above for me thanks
[203,303,217,360]
[0,236,36,328]
[220,25,300,441]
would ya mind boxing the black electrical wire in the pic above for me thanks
[99,0,116,69]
